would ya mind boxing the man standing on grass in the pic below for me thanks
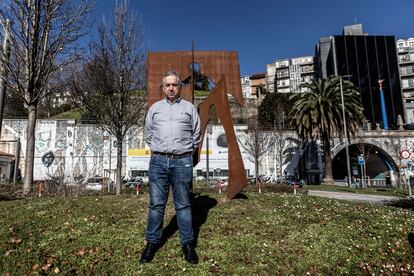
[140,70,201,264]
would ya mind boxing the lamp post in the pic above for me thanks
[340,75,352,187]
[206,125,212,185]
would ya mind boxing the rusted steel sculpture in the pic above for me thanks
[147,51,248,199]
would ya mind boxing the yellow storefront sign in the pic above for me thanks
[128,149,151,157]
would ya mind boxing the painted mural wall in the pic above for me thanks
[0,119,295,182]
[1,119,118,182]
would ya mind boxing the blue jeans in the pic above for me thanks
[145,154,194,245]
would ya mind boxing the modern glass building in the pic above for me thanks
[316,25,404,129]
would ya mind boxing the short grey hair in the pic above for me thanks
[161,70,181,87]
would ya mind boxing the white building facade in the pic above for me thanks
[396,38,414,124]
[240,76,252,98]
[266,56,315,93]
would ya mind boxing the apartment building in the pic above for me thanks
[266,56,315,94]
[249,72,266,99]
[396,38,414,124]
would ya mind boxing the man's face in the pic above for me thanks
[162,75,180,101]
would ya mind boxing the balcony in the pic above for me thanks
[400,72,414,78]
[275,64,289,69]
[277,83,290,88]
[276,75,290,80]
[399,58,414,65]
[301,69,314,74]
[398,47,410,53]
[402,85,414,92]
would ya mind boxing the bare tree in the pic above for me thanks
[271,105,287,180]
[258,91,291,180]
[0,0,92,194]
[238,116,275,184]
[71,0,146,195]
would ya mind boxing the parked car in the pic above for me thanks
[208,177,228,187]
[125,177,144,188]
[282,175,303,187]
[85,177,113,191]
[258,174,272,183]
[217,178,228,186]
[194,175,206,182]
[248,176,269,185]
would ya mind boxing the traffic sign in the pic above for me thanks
[358,156,365,165]
[400,150,411,159]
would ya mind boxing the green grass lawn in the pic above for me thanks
[1,185,413,275]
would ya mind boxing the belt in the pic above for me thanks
[152,151,192,159]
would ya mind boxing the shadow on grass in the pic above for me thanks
[159,194,217,248]
[233,193,248,199]
[386,197,414,210]
[408,232,414,250]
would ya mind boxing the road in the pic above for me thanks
[307,190,399,204]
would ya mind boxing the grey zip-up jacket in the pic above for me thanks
[144,97,201,154]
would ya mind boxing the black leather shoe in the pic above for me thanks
[182,242,198,264]
[139,242,158,263]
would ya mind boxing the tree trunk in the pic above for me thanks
[255,158,260,192]
[277,135,284,180]
[23,104,37,194]
[254,156,258,181]
[116,138,123,195]
[323,138,335,185]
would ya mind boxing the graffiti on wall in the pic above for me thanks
[1,120,126,182]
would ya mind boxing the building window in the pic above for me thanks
[402,79,409,88]
[401,54,410,62]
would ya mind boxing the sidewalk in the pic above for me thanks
[307,190,399,204]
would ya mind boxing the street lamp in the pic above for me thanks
[206,125,212,184]
[340,75,352,187]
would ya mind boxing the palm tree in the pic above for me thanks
[289,76,365,184]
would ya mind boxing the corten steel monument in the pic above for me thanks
[147,51,248,198]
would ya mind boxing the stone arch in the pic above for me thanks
[331,138,399,166]
[331,138,399,179]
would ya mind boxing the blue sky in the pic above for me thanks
[93,0,414,76]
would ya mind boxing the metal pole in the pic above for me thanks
[109,134,112,190]
[362,159,366,188]
[362,148,366,188]
[206,130,209,184]
[191,39,195,104]
[0,20,11,139]
[340,76,352,187]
